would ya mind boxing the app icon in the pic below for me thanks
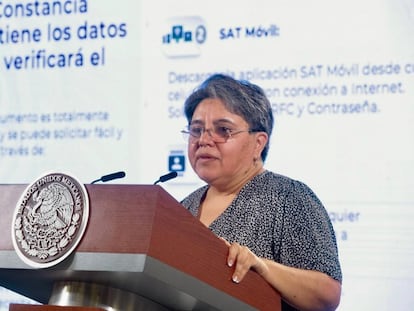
[162,16,207,58]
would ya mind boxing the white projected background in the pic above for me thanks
[1,0,413,310]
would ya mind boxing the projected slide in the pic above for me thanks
[1,0,413,310]
[0,0,143,183]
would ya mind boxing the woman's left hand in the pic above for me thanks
[221,238,268,283]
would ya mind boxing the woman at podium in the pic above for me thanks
[180,74,342,311]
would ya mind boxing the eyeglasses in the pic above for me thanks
[181,125,258,143]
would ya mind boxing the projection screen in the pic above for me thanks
[1,0,413,310]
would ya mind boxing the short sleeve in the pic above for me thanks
[277,180,342,282]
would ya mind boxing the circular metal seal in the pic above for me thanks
[11,172,89,268]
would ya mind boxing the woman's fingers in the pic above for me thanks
[227,242,258,283]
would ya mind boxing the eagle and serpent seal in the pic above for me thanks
[11,172,89,268]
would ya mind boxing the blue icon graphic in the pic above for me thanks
[162,17,207,57]
[169,154,185,172]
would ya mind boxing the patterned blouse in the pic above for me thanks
[181,170,342,310]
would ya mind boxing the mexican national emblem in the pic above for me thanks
[11,172,89,268]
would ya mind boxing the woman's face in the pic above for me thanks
[187,98,266,188]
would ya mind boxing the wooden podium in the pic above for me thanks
[0,184,281,310]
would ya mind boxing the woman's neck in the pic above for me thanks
[209,165,265,196]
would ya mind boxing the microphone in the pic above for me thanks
[91,171,126,184]
[153,171,178,185]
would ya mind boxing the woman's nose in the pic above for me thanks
[198,128,214,144]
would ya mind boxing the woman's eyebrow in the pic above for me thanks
[190,118,235,125]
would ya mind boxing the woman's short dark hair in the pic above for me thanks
[184,74,274,161]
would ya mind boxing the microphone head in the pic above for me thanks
[101,171,126,182]
[154,171,178,184]
[159,171,178,182]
